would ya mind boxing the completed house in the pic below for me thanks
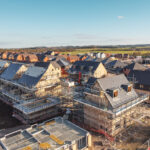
[123,62,147,76]
[127,70,150,91]
[105,60,127,74]
[69,61,107,83]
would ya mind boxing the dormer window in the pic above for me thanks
[113,90,118,97]
[89,66,93,71]
[100,91,104,97]
[81,66,84,70]
[122,84,132,92]
[127,85,132,92]
[107,88,119,98]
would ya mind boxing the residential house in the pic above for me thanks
[8,53,16,61]
[79,55,87,61]
[36,53,46,62]
[2,52,10,60]
[73,74,148,136]
[56,57,70,77]
[16,53,25,62]
[123,54,129,59]
[123,62,147,76]
[44,50,55,55]
[0,63,28,81]
[115,54,123,59]
[0,60,10,75]
[84,56,94,61]
[105,60,127,74]
[101,57,114,66]
[96,52,106,59]
[0,61,62,123]
[69,61,107,83]
[25,54,39,62]
[127,70,150,91]
[43,55,55,62]
[67,55,79,63]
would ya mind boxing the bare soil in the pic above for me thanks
[0,101,22,129]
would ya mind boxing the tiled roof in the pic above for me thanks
[97,74,138,109]
[87,77,97,88]
[56,58,70,67]
[106,60,127,69]
[124,62,146,71]
[69,61,100,74]
[128,70,150,86]
[101,57,112,65]
[0,63,23,80]
[51,61,61,68]
[18,66,46,88]
[34,62,51,68]
[0,60,8,69]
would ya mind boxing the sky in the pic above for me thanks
[0,0,150,48]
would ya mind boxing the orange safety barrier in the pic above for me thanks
[72,120,114,142]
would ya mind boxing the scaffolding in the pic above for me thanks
[57,78,149,149]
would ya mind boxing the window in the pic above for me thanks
[140,84,144,89]
[77,137,86,149]
[113,90,118,97]
[69,146,73,150]
[100,91,104,97]
[115,123,121,129]
[128,86,132,92]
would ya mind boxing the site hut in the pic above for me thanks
[0,117,92,150]
[73,74,149,137]
[0,62,28,105]
[68,60,107,84]
[13,96,61,124]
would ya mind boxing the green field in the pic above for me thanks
[1,46,150,56]
[61,48,150,56]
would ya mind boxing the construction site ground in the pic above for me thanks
[0,100,22,129]
[91,104,150,150]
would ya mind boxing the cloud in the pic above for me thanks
[117,16,124,19]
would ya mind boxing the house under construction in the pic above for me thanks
[13,96,60,124]
[0,117,92,150]
[0,61,62,123]
[72,74,149,137]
